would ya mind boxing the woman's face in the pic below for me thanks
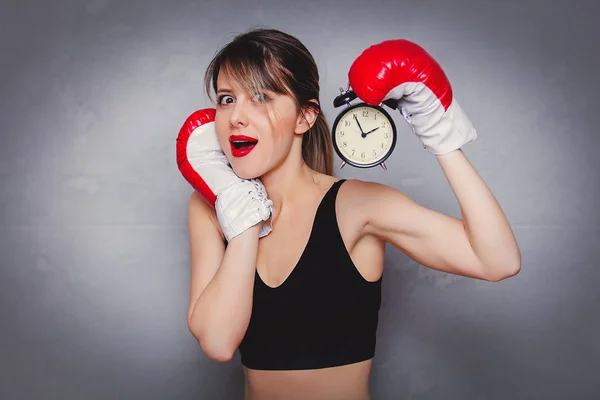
[214,71,305,179]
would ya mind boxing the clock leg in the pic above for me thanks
[380,162,387,171]
[339,160,347,169]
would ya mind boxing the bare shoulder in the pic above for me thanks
[338,177,422,230]
[335,178,390,239]
[337,178,383,197]
[333,179,387,279]
[336,178,386,220]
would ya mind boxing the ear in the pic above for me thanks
[294,100,319,135]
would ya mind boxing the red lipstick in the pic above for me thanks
[229,135,258,158]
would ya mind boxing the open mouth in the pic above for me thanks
[229,135,258,157]
[231,140,258,149]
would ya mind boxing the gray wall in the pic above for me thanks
[1,0,598,399]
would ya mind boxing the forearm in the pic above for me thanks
[436,149,521,279]
[190,225,259,359]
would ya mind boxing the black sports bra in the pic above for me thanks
[237,179,382,370]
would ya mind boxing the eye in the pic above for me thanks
[252,92,270,103]
[217,95,234,106]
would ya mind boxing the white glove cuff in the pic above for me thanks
[402,99,477,155]
[385,82,477,155]
[215,179,273,242]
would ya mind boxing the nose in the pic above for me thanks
[229,98,250,128]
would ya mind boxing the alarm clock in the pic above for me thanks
[331,86,397,170]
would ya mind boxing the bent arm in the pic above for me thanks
[186,192,259,361]
[436,150,521,280]
[359,151,520,282]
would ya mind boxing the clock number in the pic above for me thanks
[373,150,377,156]
[361,152,365,159]
[344,120,350,127]
[339,130,344,136]
[352,149,355,156]
[342,141,347,147]
[362,110,368,118]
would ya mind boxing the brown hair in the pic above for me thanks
[204,27,334,176]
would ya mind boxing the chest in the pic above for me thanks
[256,219,312,277]
[255,199,364,290]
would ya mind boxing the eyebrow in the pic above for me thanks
[216,87,275,97]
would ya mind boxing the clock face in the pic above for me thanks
[332,104,397,168]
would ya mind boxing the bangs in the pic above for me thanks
[205,40,293,103]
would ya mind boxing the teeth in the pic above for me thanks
[231,140,257,149]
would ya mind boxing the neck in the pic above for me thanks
[259,139,320,222]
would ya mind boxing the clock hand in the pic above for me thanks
[353,114,365,134]
[363,127,380,136]
[361,127,380,138]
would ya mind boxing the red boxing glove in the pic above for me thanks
[349,39,477,155]
[176,109,272,241]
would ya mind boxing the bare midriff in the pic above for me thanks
[243,358,373,400]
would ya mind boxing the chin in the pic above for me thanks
[230,163,264,180]
[228,150,274,180]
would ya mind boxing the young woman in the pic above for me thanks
[176,28,521,400]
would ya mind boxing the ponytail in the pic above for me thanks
[301,111,334,176]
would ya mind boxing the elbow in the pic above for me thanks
[487,263,521,282]
[501,253,522,280]
[484,249,522,282]
[212,351,235,363]
[199,340,235,362]
[188,321,236,362]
